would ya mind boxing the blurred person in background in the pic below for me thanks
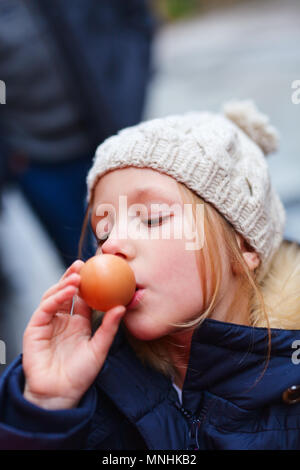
[0,0,155,270]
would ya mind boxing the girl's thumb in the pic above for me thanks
[89,305,126,362]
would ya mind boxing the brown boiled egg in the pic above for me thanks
[79,254,136,311]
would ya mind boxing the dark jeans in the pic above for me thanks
[11,154,96,268]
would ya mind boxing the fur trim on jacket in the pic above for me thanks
[250,239,300,329]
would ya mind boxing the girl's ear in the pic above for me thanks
[234,233,261,272]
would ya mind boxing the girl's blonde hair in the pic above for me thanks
[78,180,271,382]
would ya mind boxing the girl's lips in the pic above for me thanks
[126,288,145,309]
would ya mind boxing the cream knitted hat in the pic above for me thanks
[86,100,286,278]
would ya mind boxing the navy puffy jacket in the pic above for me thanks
[1,319,300,450]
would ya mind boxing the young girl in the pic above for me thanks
[0,100,300,450]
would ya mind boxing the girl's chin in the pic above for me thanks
[123,313,170,341]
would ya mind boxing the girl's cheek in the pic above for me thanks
[148,239,186,282]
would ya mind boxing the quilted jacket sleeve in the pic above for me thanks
[0,355,97,450]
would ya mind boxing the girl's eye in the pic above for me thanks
[95,234,109,245]
[94,215,171,244]
[95,233,110,246]
[144,215,170,227]
[96,233,110,246]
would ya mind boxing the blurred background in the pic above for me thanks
[0,0,299,374]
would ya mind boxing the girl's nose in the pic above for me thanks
[100,237,136,261]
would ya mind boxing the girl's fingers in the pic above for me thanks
[42,273,81,301]
[60,260,85,282]
[29,285,78,327]
[88,306,126,363]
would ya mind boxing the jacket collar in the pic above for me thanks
[96,317,300,427]
[181,239,300,415]
[182,318,300,415]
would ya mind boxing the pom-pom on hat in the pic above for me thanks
[86,100,286,278]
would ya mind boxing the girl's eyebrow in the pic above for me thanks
[94,186,177,208]
[130,186,176,203]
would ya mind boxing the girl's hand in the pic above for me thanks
[22,260,126,410]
